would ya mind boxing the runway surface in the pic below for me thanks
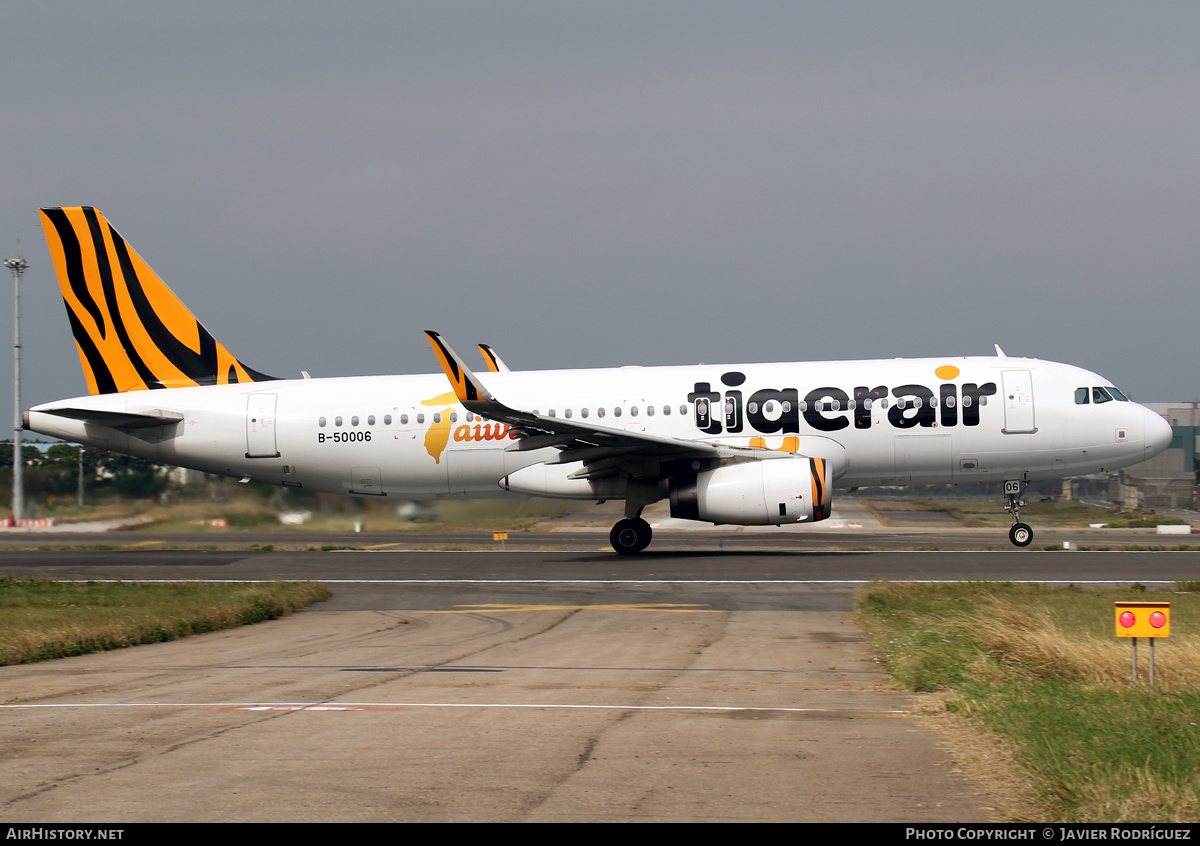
[1,544,1196,822]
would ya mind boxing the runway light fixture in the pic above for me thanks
[1114,601,1171,688]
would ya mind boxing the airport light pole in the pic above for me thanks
[5,255,28,524]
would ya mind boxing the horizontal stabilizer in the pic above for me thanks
[34,407,184,430]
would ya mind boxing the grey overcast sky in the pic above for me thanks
[2,1,1198,416]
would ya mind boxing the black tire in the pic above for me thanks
[1009,523,1033,547]
[610,518,652,555]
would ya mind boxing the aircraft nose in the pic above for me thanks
[1143,407,1173,460]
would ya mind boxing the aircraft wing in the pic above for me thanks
[425,331,770,480]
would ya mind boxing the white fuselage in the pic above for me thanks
[26,355,1171,502]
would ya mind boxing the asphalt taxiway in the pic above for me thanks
[1,542,1196,822]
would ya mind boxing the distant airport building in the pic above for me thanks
[1118,403,1199,511]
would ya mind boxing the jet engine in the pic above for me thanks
[669,456,833,525]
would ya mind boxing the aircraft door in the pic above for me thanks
[1001,370,1036,434]
[246,393,280,458]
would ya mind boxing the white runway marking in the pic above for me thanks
[0,701,907,714]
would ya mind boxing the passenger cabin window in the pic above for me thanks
[399,414,407,425]
[384,415,392,425]
[1075,388,1089,404]
[368,415,376,425]
[319,417,327,427]
[351,416,359,426]
[335,416,343,426]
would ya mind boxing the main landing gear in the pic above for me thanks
[610,517,652,555]
[1004,479,1033,547]
[610,483,660,555]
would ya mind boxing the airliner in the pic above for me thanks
[24,207,1172,553]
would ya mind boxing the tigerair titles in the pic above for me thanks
[687,370,998,435]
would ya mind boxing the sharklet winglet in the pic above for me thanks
[478,344,510,373]
[424,331,492,405]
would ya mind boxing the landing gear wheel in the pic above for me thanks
[1003,480,1033,548]
[1009,522,1033,548]
[610,517,652,555]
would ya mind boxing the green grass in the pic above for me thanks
[1102,516,1190,529]
[913,499,1128,528]
[0,578,331,666]
[113,495,573,534]
[854,581,1200,822]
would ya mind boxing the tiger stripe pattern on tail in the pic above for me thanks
[39,207,275,395]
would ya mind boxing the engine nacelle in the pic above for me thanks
[669,457,833,526]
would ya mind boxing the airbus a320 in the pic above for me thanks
[25,207,1172,553]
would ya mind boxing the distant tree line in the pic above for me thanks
[0,442,169,502]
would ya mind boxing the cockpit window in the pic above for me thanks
[1107,386,1130,402]
[1074,388,1089,405]
[1092,387,1114,404]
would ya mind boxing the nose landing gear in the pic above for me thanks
[1004,480,1033,547]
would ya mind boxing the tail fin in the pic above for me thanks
[39,207,275,394]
